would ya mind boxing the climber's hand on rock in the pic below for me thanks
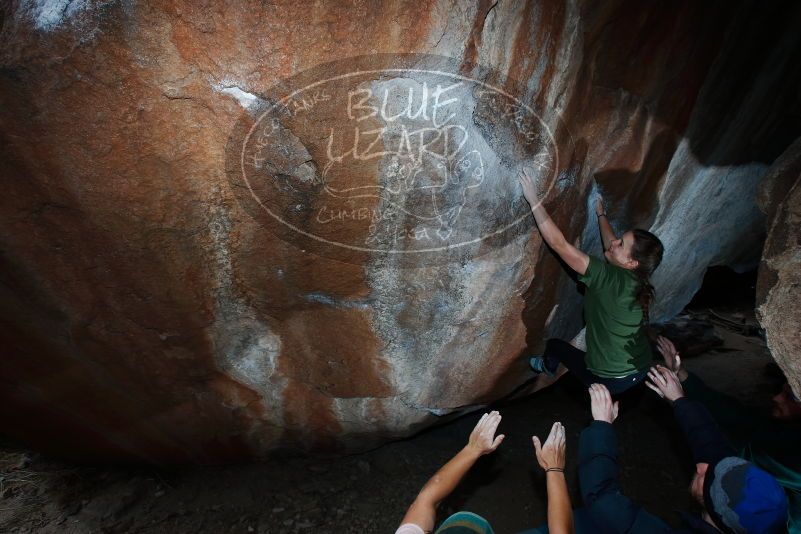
[466,411,504,456]
[518,166,545,208]
[589,383,619,424]
[646,365,685,402]
[595,196,605,216]
[533,421,566,470]
[656,336,688,381]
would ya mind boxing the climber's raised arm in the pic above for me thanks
[594,196,616,252]
[518,168,589,276]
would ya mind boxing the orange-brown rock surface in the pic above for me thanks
[1,0,799,461]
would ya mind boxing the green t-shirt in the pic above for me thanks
[578,255,653,377]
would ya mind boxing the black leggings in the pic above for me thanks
[543,338,647,395]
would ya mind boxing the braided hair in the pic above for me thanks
[630,229,664,324]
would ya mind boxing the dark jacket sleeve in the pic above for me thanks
[681,372,764,450]
[579,421,674,533]
[672,396,736,465]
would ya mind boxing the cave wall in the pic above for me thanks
[757,138,801,398]
[0,0,799,461]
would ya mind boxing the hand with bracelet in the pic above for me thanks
[595,196,606,218]
[594,192,618,255]
[533,421,567,471]
[533,422,573,534]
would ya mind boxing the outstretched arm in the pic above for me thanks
[646,366,735,465]
[595,196,616,252]
[399,411,505,532]
[519,168,590,275]
[655,336,762,442]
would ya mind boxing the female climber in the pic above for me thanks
[518,166,664,395]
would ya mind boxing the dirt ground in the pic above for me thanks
[0,308,781,534]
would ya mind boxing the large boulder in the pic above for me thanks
[757,138,801,398]
[0,0,799,461]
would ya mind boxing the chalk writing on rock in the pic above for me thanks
[225,54,565,266]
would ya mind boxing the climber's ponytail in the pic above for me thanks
[631,229,664,324]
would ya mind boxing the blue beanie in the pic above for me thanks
[703,457,788,534]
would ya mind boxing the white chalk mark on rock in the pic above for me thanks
[213,83,259,110]
[23,0,89,31]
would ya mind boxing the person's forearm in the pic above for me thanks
[531,204,568,253]
[597,213,616,251]
[402,445,482,531]
[546,472,574,534]
[416,445,481,509]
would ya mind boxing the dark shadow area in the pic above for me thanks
[577,0,801,169]
[593,130,678,230]
[681,1,801,167]
[687,265,758,311]
[0,309,781,533]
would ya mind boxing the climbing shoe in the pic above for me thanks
[529,355,558,377]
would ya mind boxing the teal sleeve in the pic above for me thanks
[787,492,801,534]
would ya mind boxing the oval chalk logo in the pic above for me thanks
[225,54,562,266]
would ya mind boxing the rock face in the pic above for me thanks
[757,138,801,398]
[0,0,800,462]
